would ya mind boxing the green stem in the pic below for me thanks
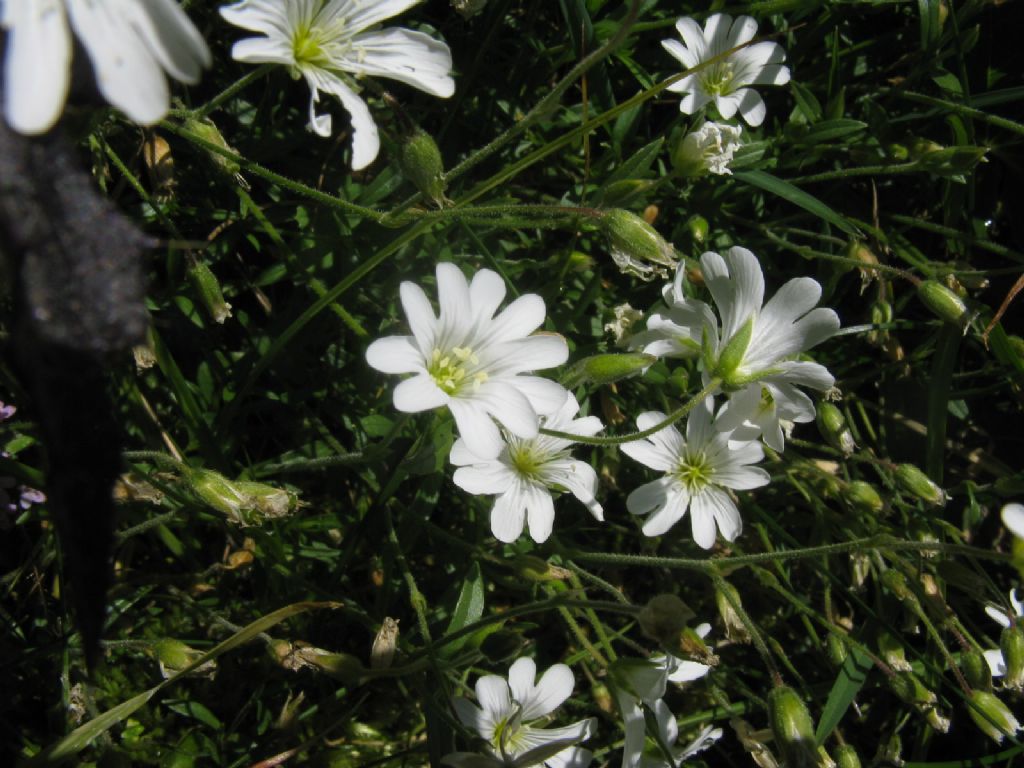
[122,450,187,472]
[787,162,922,184]
[386,506,432,643]
[113,511,179,545]
[895,89,1024,137]
[541,378,721,445]
[191,64,276,119]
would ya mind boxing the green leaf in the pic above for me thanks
[443,562,485,655]
[918,0,941,49]
[164,699,222,729]
[794,119,867,145]
[734,170,860,237]
[30,601,340,765]
[790,81,823,123]
[605,137,664,185]
[815,645,873,742]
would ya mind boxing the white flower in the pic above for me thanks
[985,588,1023,630]
[714,381,816,453]
[637,702,722,768]
[621,398,769,547]
[219,0,454,170]
[2,0,210,134]
[365,263,570,460]
[447,657,596,768]
[1003,503,1024,539]
[451,393,604,544]
[661,13,790,127]
[629,263,715,360]
[673,121,743,176]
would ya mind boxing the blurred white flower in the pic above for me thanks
[673,121,743,176]
[661,13,790,127]
[621,398,769,547]
[985,588,1023,630]
[446,657,596,768]
[451,392,604,543]
[2,0,210,134]
[220,0,454,170]
[366,263,569,460]
[1003,503,1024,539]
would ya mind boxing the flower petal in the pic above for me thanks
[475,674,512,720]
[490,484,526,542]
[1002,503,1024,539]
[400,280,439,356]
[345,28,454,98]
[306,69,380,169]
[393,374,448,412]
[366,335,423,374]
[452,463,515,496]
[523,482,556,543]
[123,0,211,83]
[2,0,71,135]
[489,294,546,343]
[449,398,503,459]
[520,662,574,720]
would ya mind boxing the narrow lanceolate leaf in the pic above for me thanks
[443,562,485,655]
[30,602,341,765]
[815,645,873,743]
[734,169,860,237]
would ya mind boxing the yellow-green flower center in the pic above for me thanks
[428,347,488,395]
[700,61,737,96]
[676,452,714,492]
[509,443,543,479]
[292,26,327,67]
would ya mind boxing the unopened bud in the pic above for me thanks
[715,580,751,642]
[846,481,883,514]
[918,280,968,325]
[713,318,754,389]
[183,115,245,181]
[846,241,879,290]
[961,648,993,692]
[399,130,447,207]
[915,146,987,177]
[638,594,695,647]
[1001,625,1024,689]
[767,686,818,768]
[888,671,949,732]
[510,555,571,582]
[833,744,861,768]
[191,469,249,519]
[817,403,855,455]
[826,634,848,667]
[877,629,912,672]
[868,299,892,345]
[591,681,614,714]
[968,690,1021,743]
[895,464,947,506]
[601,209,677,272]
[370,617,400,670]
[562,352,655,388]
[188,259,232,324]
[881,570,918,607]
[686,214,709,244]
[234,480,297,524]
[151,638,215,679]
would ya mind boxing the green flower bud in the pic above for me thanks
[914,146,988,177]
[826,634,848,666]
[767,686,818,768]
[817,403,856,455]
[715,580,751,642]
[234,480,298,524]
[685,214,709,244]
[1001,625,1024,689]
[188,259,232,324]
[510,555,570,582]
[868,299,892,345]
[894,464,947,506]
[151,638,215,679]
[888,671,949,732]
[399,130,447,207]
[881,570,919,607]
[182,115,244,180]
[877,629,912,672]
[191,469,249,520]
[968,690,1021,743]
[833,744,861,768]
[846,481,883,514]
[917,280,968,325]
[961,648,993,692]
[638,594,695,647]
[714,318,754,389]
[601,209,677,272]
[562,352,655,388]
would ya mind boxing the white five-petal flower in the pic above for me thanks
[451,392,604,544]
[446,657,596,768]
[219,0,454,170]
[2,0,210,134]
[366,263,570,460]
[621,398,770,547]
[985,588,1023,631]
[661,13,790,127]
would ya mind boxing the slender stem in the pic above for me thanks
[122,450,187,472]
[386,506,432,643]
[787,162,921,184]
[541,378,721,445]
[191,64,276,119]
[445,0,643,183]
[894,89,1024,137]
[161,120,386,223]
[114,511,180,545]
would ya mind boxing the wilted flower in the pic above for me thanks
[621,398,769,547]
[2,0,210,134]
[661,13,790,127]
[451,392,604,544]
[366,263,570,460]
[446,657,596,768]
[672,121,743,176]
[220,0,454,170]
